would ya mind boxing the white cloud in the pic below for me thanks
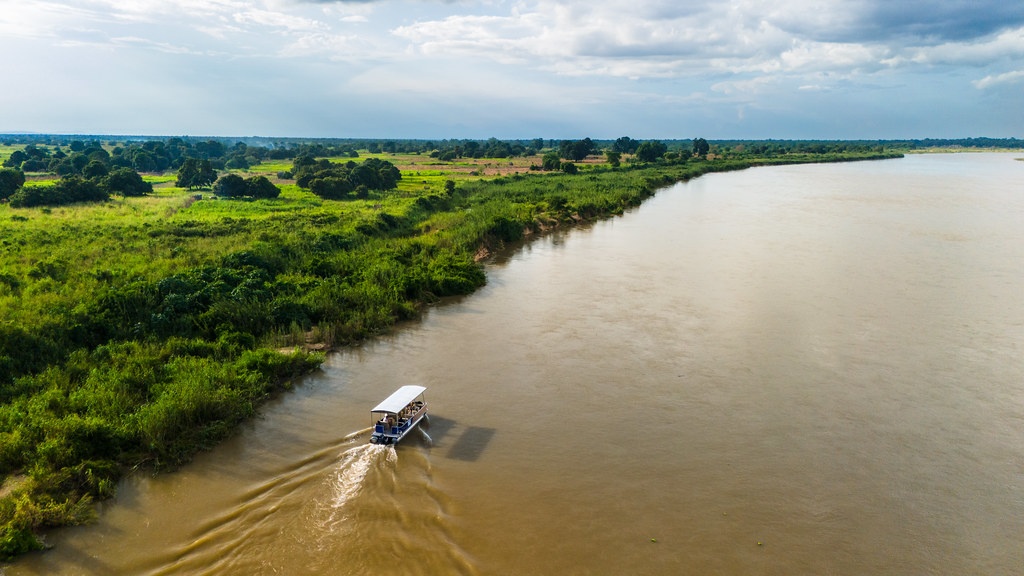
[233,9,326,32]
[3,0,1023,137]
[389,1,894,81]
[0,1,103,38]
[400,2,1021,80]
[974,69,1024,89]
[711,75,780,96]
[109,36,199,55]
[278,32,359,58]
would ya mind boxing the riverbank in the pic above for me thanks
[0,148,900,559]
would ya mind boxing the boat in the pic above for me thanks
[369,385,428,445]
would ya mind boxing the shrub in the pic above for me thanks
[246,176,280,199]
[9,176,108,208]
[101,168,152,197]
[0,168,25,200]
[213,174,247,198]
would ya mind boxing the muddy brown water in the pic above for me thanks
[9,153,1024,575]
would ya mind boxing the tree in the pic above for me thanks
[177,158,216,189]
[310,177,352,200]
[130,151,157,172]
[541,151,561,171]
[86,148,110,164]
[102,168,152,197]
[225,156,250,170]
[82,160,109,179]
[52,176,108,204]
[612,136,639,154]
[692,138,710,158]
[0,168,25,200]
[69,153,90,173]
[212,174,247,198]
[245,176,280,199]
[634,140,667,163]
[194,140,226,159]
[20,158,48,172]
[363,157,401,190]
[560,161,578,174]
[195,159,216,186]
[294,156,401,200]
[176,159,198,188]
[559,138,595,162]
[3,150,27,169]
[50,158,76,176]
[9,176,108,207]
[604,150,621,168]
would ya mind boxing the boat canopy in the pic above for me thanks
[371,385,426,414]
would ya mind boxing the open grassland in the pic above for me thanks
[0,146,17,165]
[0,148,900,557]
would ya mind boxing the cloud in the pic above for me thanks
[278,32,360,58]
[4,0,1023,137]
[858,1,1024,43]
[233,9,327,32]
[108,36,200,54]
[761,0,1024,44]
[892,27,1024,67]
[974,69,1024,89]
[389,0,1024,98]
[711,75,780,96]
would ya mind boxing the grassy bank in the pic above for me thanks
[0,149,900,558]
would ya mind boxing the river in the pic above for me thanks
[8,153,1024,575]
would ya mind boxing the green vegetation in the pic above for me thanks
[293,156,401,199]
[0,135,902,558]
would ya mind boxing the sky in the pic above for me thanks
[1,0,1023,140]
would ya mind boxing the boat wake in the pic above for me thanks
[148,428,473,575]
[150,430,379,575]
[319,443,397,529]
[419,428,434,446]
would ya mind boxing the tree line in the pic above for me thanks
[1,160,152,208]
[2,133,895,208]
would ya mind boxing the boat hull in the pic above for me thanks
[369,386,428,446]
[370,412,427,445]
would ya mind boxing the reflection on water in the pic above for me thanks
[9,153,1024,575]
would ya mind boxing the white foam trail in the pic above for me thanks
[419,429,433,446]
[319,444,396,530]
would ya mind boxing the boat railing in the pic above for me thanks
[372,397,426,439]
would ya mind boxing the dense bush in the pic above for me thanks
[212,174,247,197]
[8,176,109,207]
[213,174,281,199]
[0,168,26,200]
[102,167,153,196]
[246,175,280,199]
[294,157,401,199]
